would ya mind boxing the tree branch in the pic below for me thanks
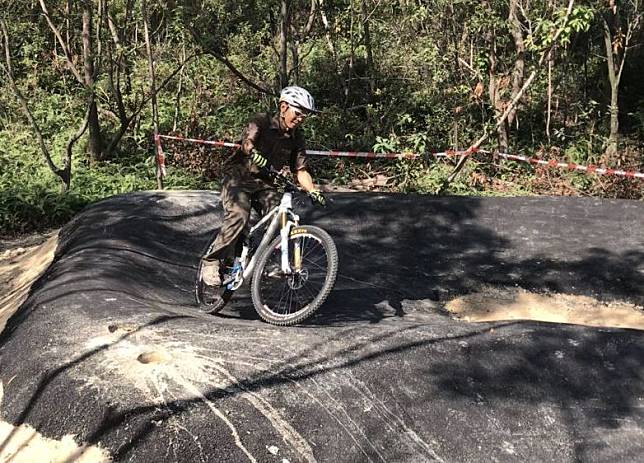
[317,0,336,55]
[38,0,85,84]
[303,0,318,37]
[63,100,92,184]
[1,19,77,189]
[207,50,275,96]
[446,0,576,184]
[1,21,59,177]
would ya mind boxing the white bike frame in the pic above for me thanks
[228,192,300,290]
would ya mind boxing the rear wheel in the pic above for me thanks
[251,226,338,326]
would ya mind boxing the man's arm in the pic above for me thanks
[292,133,324,203]
[296,169,315,192]
[241,120,259,155]
[297,169,326,206]
[241,119,269,168]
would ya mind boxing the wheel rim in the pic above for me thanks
[258,234,329,317]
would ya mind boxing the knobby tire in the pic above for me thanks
[251,225,338,326]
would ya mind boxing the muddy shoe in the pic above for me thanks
[201,259,222,286]
[200,289,225,312]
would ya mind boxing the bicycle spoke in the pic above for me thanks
[284,288,295,314]
[301,237,322,261]
[298,281,319,302]
[276,282,290,311]
[257,232,333,319]
[265,281,286,307]
[302,245,327,268]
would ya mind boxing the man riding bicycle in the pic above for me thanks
[200,86,326,289]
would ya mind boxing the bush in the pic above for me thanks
[0,127,216,236]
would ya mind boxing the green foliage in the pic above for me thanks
[526,5,594,50]
[0,128,210,235]
[1,0,642,235]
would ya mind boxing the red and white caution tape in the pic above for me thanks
[306,149,469,159]
[158,134,447,160]
[480,149,644,180]
[158,134,241,149]
[306,149,419,160]
[157,134,643,180]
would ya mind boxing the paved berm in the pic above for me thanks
[1,192,643,462]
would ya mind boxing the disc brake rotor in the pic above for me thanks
[287,268,309,289]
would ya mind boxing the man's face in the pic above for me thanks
[280,101,307,130]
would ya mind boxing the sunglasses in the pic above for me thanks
[290,106,307,119]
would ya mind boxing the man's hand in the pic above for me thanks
[309,190,326,206]
[250,149,268,168]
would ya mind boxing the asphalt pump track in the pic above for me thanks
[1,192,643,462]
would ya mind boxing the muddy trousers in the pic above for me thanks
[203,174,279,263]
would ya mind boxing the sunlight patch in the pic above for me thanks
[0,421,111,463]
[0,233,58,333]
[445,286,644,330]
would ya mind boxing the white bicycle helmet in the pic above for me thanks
[279,86,319,113]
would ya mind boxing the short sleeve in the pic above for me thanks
[240,115,264,155]
[291,129,307,171]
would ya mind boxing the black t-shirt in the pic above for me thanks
[226,113,307,177]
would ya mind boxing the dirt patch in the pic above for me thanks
[0,231,59,333]
[0,422,111,463]
[0,380,111,462]
[445,286,644,330]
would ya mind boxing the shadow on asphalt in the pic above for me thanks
[2,313,642,461]
[1,191,643,461]
[303,193,644,325]
[11,191,643,329]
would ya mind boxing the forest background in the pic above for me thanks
[0,0,642,235]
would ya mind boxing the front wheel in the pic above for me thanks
[251,226,338,326]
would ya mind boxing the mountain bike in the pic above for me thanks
[195,169,338,326]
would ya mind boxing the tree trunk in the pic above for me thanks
[318,0,335,56]
[361,0,375,100]
[602,16,620,157]
[507,0,525,128]
[290,38,300,84]
[345,1,356,107]
[65,0,71,52]
[546,57,553,142]
[279,0,289,87]
[286,1,316,87]
[545,0,554,142]
[173,44,186,131]
[82,2,103,161]
[141,0,164,189]
[496,119,509,152]
[487,29,509,152]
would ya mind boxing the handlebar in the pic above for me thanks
[261,166,328,206]
[262,166,301,193]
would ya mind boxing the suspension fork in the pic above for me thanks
[293,235,302,271]
[280,210,296,274]
[288,212,302,272]
[276,192,301,274]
